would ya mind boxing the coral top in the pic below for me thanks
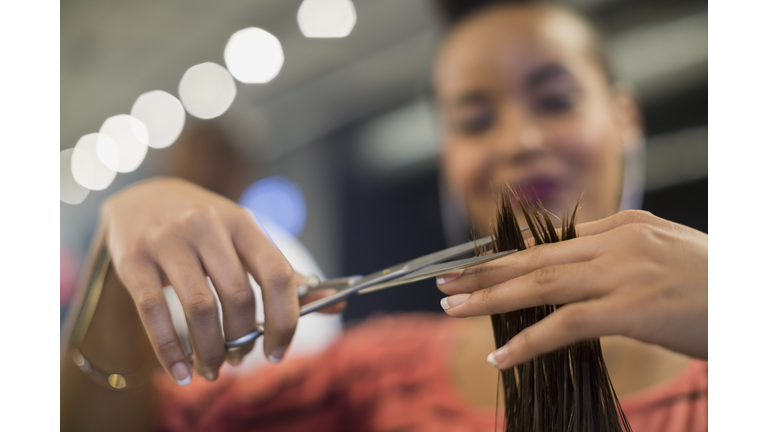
[154,315,707,432]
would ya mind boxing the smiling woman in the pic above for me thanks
[60,1,707,431]
[435,1,640,232]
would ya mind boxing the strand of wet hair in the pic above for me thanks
[481,186,631,432]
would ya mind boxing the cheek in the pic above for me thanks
[546,107,624,218]
[442,139,488,196]
[548,109,620,179]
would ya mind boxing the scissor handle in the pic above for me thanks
[224,275,362,350]
[225,323,266,352]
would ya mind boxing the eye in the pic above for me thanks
[532,93,577,114]
[456,109,495,135]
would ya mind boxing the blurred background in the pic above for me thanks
[61,0,707,324]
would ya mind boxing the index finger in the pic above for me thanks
[231,210,299,363]
[437,210,660,295]
[572,210,660,237]
[437,235,601,295]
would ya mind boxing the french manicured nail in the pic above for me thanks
[268,346,288,363]
[204,369,219,382]
[440,293,470,310]
[297,284,308,297]
[436,269,464,285]
[172,362,191,386]
[487,346,509,368]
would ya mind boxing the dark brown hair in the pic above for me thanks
[479,187,630,431]
[432,0,615,83]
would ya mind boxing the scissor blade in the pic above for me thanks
[357,250,518,294]
[299,237,491,314]
[298,230,527,315]
[395,235,495,272]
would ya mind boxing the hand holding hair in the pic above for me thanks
[437,209,708,370]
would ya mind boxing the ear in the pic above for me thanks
[611,82,644,152]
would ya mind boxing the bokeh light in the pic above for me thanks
[98,114,149,173]
[178,62,237,119]
[298,0,357,38]
[131,90,186,149]
[60,149,90,204]
[71,133,118,191]
[224,27,285,84]
[239,176,307,237]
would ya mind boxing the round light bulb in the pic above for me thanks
[99,114,149,173]
[71,133,118,191]
[178,62,237,119]
[224,28,285,84]
[298,0,357,38]
[131,90,186,149]
[60,149,90,204]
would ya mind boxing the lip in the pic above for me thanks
[508,177,563,205]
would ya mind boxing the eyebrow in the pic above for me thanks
[524,62,572,88]
[453,90,491,107]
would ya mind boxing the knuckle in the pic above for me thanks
[155,337,181,360]
[185,292,218,321]
[136,294,166,317]
[181,205,218,232]
[620,222,653,241]
[469,262,489,290]
[145,228,175,252]
[560,308,589,334]
[224,287,255,312]
[532,266,557,287]
[479,286,506,315]
[265,263,294,290]
[478,286,495,307]
[617,209,653,224]
[621,223,666,253]
[112,245,148,270]
[515,330,536,356]
[520,244,547,270]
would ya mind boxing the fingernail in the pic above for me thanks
[268,346,288,363]
[487,346,509,368]
[440,293,470,310]
[227,356,243,367]
[172,362,191,386]
[203,369,219,382]
[297,284,308,297]
[436,269,464,285]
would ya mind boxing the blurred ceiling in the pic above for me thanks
[61,0,707,161]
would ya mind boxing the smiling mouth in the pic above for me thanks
[508,178,562,204]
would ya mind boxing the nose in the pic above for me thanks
[490,104,545,165]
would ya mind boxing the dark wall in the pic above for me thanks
[341,168,447,322]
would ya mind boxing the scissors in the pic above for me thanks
[224,232,526,351]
